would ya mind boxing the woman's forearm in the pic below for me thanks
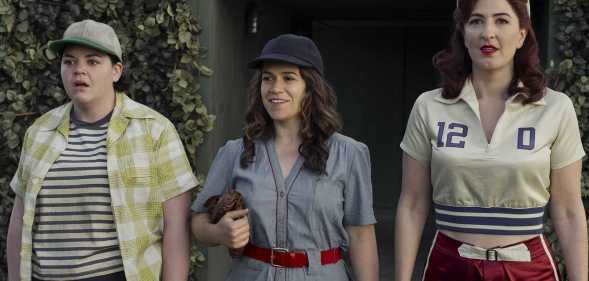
[348,225,379,281]
[8,197,24,281]
[549,161,587,281]
[395,154,431,281]
[162,193,191,281]
[162,226,190,281]
[394,202,429,281]
[552,211,588,281]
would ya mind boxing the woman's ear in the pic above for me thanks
[112,62,123,82]
[517,29,528,49]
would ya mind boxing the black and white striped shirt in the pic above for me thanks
[32,112,124,280]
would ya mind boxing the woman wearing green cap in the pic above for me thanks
[190,34,379,281]
[7,19,197,281]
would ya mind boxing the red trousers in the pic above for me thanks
[422,232,561,281]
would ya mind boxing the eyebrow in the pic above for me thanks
[470,12,513,18]
[62,53,104,59]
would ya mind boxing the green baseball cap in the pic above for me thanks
[48,19,123,62]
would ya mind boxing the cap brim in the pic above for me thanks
[247,54,313,70]
[48,37,121,62]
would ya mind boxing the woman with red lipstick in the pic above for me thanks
[190,34,379,281]
[394,0,587,280]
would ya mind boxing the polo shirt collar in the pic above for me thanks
[434,78,546,106]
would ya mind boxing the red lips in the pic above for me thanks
[480,44,498,56]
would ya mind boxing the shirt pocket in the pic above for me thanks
[114,129,157,189]
[117,156,161,205]
[122,166,154,186]
[312,176,345,220]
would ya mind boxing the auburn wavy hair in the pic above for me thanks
[433,0,545,103]
[240,67,342,175]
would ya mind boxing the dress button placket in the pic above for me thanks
[275,185,288,281]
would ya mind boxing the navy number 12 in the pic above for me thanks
[436,122,468,148]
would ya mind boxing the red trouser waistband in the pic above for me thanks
[423,231,561,281]
[243,243,342,268]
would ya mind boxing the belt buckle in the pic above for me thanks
[270,247,289,267]
[486,249,498,261]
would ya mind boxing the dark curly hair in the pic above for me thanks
[433,0,545,103]
[240,67,342,175]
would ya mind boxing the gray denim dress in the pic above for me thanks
[191,133,376,281]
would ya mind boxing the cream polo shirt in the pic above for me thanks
[401,79,585,235]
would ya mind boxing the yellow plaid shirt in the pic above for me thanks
[10,93,198,281]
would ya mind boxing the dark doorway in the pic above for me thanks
[314,21,451,209]
[312,19,450,280]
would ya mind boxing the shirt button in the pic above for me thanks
[279,191,285,198]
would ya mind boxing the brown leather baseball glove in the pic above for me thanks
[204,190,245,257]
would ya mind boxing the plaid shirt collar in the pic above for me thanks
[37,93,155,134]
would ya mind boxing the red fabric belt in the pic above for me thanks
[243,243,342,268]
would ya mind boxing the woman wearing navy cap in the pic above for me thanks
[395,0,587,280]
[190,34,379,281]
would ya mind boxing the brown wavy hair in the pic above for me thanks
[433,0,545,103]
[240,67,342,175]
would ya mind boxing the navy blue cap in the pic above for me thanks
[248,34,324,75]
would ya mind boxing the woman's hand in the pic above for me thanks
[213,209,250,249]
[192,208,250,249]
